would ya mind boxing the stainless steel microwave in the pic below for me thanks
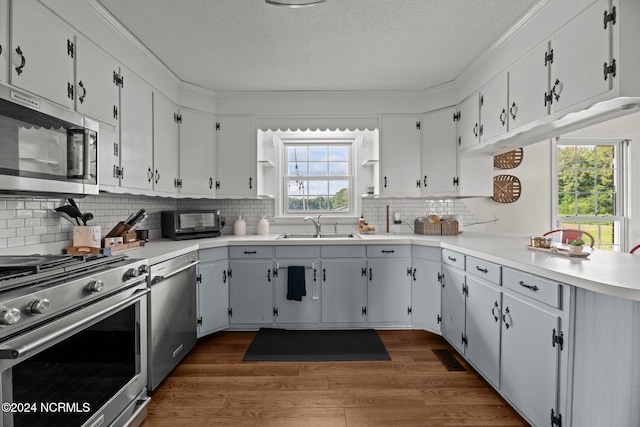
[0,84,98,196]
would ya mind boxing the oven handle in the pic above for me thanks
[0,287,149,360]
[151,261,199,284]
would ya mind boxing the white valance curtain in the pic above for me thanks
[257,117,379,132]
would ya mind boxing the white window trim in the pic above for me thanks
[552,133,631,251]
[276,137,358,219]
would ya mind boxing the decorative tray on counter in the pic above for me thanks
[525,245,591,258]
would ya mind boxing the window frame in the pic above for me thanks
[280,138,356,217]
[552,135,629,251]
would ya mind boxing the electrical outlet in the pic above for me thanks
[494,214,500,225]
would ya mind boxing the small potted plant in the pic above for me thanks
[567,238,585,254]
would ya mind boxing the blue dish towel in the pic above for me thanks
[287,266,306,301]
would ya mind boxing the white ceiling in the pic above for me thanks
[96,0,542,92]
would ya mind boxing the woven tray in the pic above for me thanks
[492,174,521,203]
[494,149,524,169]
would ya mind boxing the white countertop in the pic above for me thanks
[123,232,640,301]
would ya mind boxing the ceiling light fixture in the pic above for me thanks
[265,0,326,8]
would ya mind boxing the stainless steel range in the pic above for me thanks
[0,253,150,427]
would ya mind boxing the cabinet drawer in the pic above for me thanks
[442,249,465,270]
[503,268,562,308]
[411,245,440,261]
[229,246,273,259]
[466,256,501,284]
[320,245,365,258]
[198,247,228,263]
[366,245,411,258]
[275,245,319,259]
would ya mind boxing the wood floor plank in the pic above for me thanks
[141,330,529,427]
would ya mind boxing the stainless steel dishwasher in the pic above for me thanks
[148,252,199,391]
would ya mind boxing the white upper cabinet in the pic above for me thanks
[550,0,611,114]
[216,116,256,198]
[98,124,120,190]
[0,0,8,82]
[11,0,75,108]
[178,109,216,197]
[456,93,480,150]
[479,72,509,143]
[508,42,551,130]
[119,68,153,192]
[152,93,179,195]
[75,36,120,127]
[421,108,458,195]
[380,115,422,197]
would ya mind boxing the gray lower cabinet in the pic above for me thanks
[273,256,320,326]
[441,263,466,354]
[320,259,367,324]
[366,245,412,325]
[196,248,229,337]
[411,246,442,333]
[228,246,274,326]
[501,292,561,427]
[464,275,501,388]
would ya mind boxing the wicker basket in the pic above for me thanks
[414,217,441,235]
[441,219,459,235]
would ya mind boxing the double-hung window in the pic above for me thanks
[552,138,628,251]
[284,143,352,214]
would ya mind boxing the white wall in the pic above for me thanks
[463,141,552,236]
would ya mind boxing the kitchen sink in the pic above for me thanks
[277,233,361,239]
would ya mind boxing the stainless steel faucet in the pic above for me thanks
[304,214,322,237]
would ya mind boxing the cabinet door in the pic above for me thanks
[216,116,256,198]
[465,276,501,388]
[441,264,466,355]
[501,293,560,427]
[274,260,320,324]
[179,109,216,197]
[228,260,273,325]
[119,69,153,192]
[10,0,74,108]
[197,259,229,337]
[480,72,509,143]
[509,42,550,129]
[152,93,179,195]
[321,260,367,324]
[75,37,119,126]
[421,108,457,195]
[551,0,611,113]
[367,259,412,324]
[456,93,480,150]
[380,115,422,196]
[0,0,7,83]
[98,125,120,190]
[411,259,441,332]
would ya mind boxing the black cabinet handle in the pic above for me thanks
[423,175,427,187]
[243,251,257,255]
[249,177,252,189]
[509,102,517,120]
[223,270,227,283]
[499,108,507,126]
[518,280,539,292]
[14,46,25,75]
[491,301,499,322]
[473,123,478,138]
[322,268,326,281]
[412,268,416,281]
[369,268,372,281]
[155,169,160,184]
[209,177,213,189]
[147,167,153,183]
[476,266,488,274]
[448,256,457,262]
[381,250,395,254]
[502,306,511,329]
[267,270,271,282]
[416,179,421,188]
[78,80,87,104]
[384,176,387,188]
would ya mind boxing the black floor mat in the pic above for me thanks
[432,348,466,371]
[243,328,391,362]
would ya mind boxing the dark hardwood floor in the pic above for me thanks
[141,330,529,426]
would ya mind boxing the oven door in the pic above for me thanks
[0,284,149,427]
